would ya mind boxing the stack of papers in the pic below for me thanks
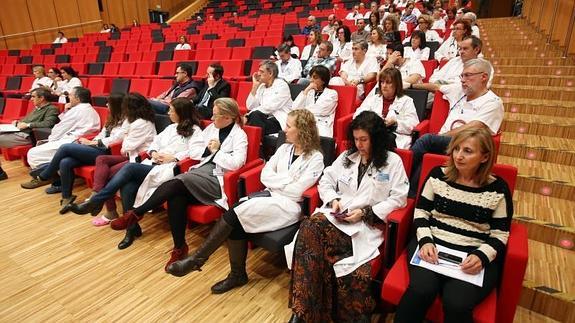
[0,124,20,133]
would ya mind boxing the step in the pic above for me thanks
[514,306,562,323]
[501,112,575,139]
[485,50,565,59]
[513,190,575,246]
[492,84,575,101]
[497,156,575,201]
[500,132,575,166]
[519,240,575,322]
[494,74,575,87]
[490,57,574,66]
[503,98,575,118]
[493,65,575,76]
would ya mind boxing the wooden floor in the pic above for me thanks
[0,158,294,322]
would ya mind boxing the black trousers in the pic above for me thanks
[246,110,281,135]
[394,238,500,323]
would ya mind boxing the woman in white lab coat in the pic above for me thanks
[288,111,409,322]
[354,67,419,149]
[53,66,82,104]
[108,98,248,271]
[292,65,338,137]
[166,109,325,295]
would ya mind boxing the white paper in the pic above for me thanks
[0,124,21,133]
[315,207,362,236]
[410,244,485,287]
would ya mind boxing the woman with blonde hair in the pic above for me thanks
[109,98,248,270]
[395,127,513,323]
[167,109,325,296]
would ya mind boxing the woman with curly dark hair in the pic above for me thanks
[167,109,325,294]
[287,111,409,322]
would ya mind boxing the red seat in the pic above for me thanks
[220,60,245,78]
[235,82,252,115]
[231,47,252,60]
[0,98,28,123]
[382,153,527,323]
[195,48,213,61]
[149,79,174,97]
[179,125,263,224]
[102,62,120,77]
[330,85,358,146]
[212,48,232,60]
[115,62,137,78]
[196,41,213,49]
[110,53,127,62]
[173,50,194,61]
[153,61,178,78]
[0,64,15,76]
[132,61,156,78]
[129,78,151,96]
[421,60,439,83]
[86,78,111,96]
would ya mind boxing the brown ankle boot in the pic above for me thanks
[210,239,248,294]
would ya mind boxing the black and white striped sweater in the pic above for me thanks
[414,166,514,267]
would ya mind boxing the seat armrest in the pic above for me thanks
[301,185,320,216]
[384,198,416,269]
[108,141,123,155]
[223,159,264,205]
[411,120,430,144]
[238,163,266,198]
[335,113,353,141]
[496,223,528,323]
[173,158,200,175]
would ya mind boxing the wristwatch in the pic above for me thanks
[359,78,365,84]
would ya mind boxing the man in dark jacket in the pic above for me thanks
[193,63,231,119]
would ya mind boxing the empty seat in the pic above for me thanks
[149,79,174,97]
[252,46,276,59]
[87,63,104,75]
[129,78,151,96]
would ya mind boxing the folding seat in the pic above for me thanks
[245,37,262,48]
[138,43,151,52]
[329,85,359,146]
[19,56,33,64]
[3,76,21,91]
[133,61,156,78]
[96,51,111,63]
[116,62,137,78]
[69,63,86,75]
[128,52,143,62]
[194,60,212,78]
[87,63,104,75]
[173,50,194,61]
[235,82,252,114]
[154,61,179,78]
[149,79,174,97]
[0,98,28,123]
[150,43,164,52]
[227,39,246,48]
[109,52,127,63]
[219,60,245,78]
[87,47,100,54]
[0,76,7,91]
[211,47,232,60]
[84,53,98,63]
[404,88,429,121]
[231,47,252,60]
[0,64,15,76]
[262,36,282,47]
[156,50,174,62]
[102,62,120,77]
[86,77,111,96]
[141,51,158,62]
[125,44,139,54]
[194,48,213,61]
[382,154,526,323]
[92,78,131,106]
[76,47,88,55]
[129,78,151,96]
[55,54,70,64]
[13,64,31,76]
[196,41,213,49]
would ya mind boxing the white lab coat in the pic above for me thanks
[187,123,248,209]
[235,144,324,233]
[292,87,338,137]
[286,150,408,277]
[56,77,82,103]
[29,76,52,92]
[246,78,293,129]
[133,124,204,208]
[276,57,303,83]
[119,119,157,162]
[354,95,419,149]
[331,40,353,62]
[300,44,320,61]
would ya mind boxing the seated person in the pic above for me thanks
[175,35,192,50]
[345,4,365,22]
[301,15,320,35]
[192,63,231,120]
[366,27,387,64]
[272,35,301,59]
[435,20,472,63]
[351,19,370,43]
[53,66,82,104]
[0,88,59,180]
[46,67,63,95]
[400,2,418,24]
[408,58,503,197]
[462,12,480,38]
[331,25,353,63]
[148,63,196,114]
[22,93,125,209]
[329,40,379,99]
[382,15,403,46]
[70,99,202,240]
[406,14,443,44]
[299,41,337,86]
[22,87,100,175]
[107,98,248,271]
[167,109,325,295]
[301,30,322,61]
[287,111,409,322]
[431,8,446,31]
[293,66,339,137]
[354,68,419,149]
[53,31,67,44]
[245,60,293,135]
[382,43,426,89]
[321,14,337,40]
[276,44,303,84]
[404,30,430,61]
[25,66,52,98]
[395,127,513,323]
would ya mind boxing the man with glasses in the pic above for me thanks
[435,20,472,63]
[0,88,59,180]
[351,19,370,43]
[149,63,196,114]
[407,58,503,197]
[298,41,336,86]
[193,63,231,120]
[276,44,303,84]
[301,15,320,35]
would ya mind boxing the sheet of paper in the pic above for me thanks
[410,244,485,287]
[0,124,21,132]
[314,207,362,236]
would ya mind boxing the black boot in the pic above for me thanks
[69,200,104,216]
[167,218,233,277]
[288,313,305,323]
[117,223,142,250]
[210,239,249,294]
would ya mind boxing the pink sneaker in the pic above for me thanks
[91,215,112,227]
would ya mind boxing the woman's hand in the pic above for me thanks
[155,153,177,164]
[460,254,483,275]
[331,199,341,213]
[78,137,95,145]
[207,139,221,154]
[341,208,363,223]
[419,243,438,264]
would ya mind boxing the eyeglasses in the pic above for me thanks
[212,113,226,118]
[459,72,485,80]
[175,71,186,74]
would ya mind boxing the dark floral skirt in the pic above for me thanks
[289,213,375,323]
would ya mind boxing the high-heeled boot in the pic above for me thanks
[117,223,143,250]
[167,218,233,277]
[210,239,249,294]
[69,199,104,216]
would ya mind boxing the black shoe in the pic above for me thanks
[210,272,249,294]
[70,200,104,216]
[0,171,7,181]
[59,195,77,214]
[288,313,304,323]
[117,224,142,250]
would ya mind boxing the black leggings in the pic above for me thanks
[394,239,500,323]
[133,179,199,248]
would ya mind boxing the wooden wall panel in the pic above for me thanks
[551,0,574,47]
[123,0,140,27]
[77,0,103,34]
[0,23,7,50]
[136,2,151,25]
[53,0,83,38]
[27,0,60,45]
[102,0,127,29]
[0,0,35,49]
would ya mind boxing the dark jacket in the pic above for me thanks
[21,103,60,133]
[193,79,232,119]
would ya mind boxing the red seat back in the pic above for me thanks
[129,79,151,96]
[330,85,358,139]
[117,62,136,76]
[149,79,174,97]
[2,98,28,121]
[94,106,109,126]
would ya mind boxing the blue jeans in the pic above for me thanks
[40,143,108,198]
[91,163,154,211]
[148,99,169,114]
[409,134,452,197]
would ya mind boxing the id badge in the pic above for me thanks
[338,174,352,185]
